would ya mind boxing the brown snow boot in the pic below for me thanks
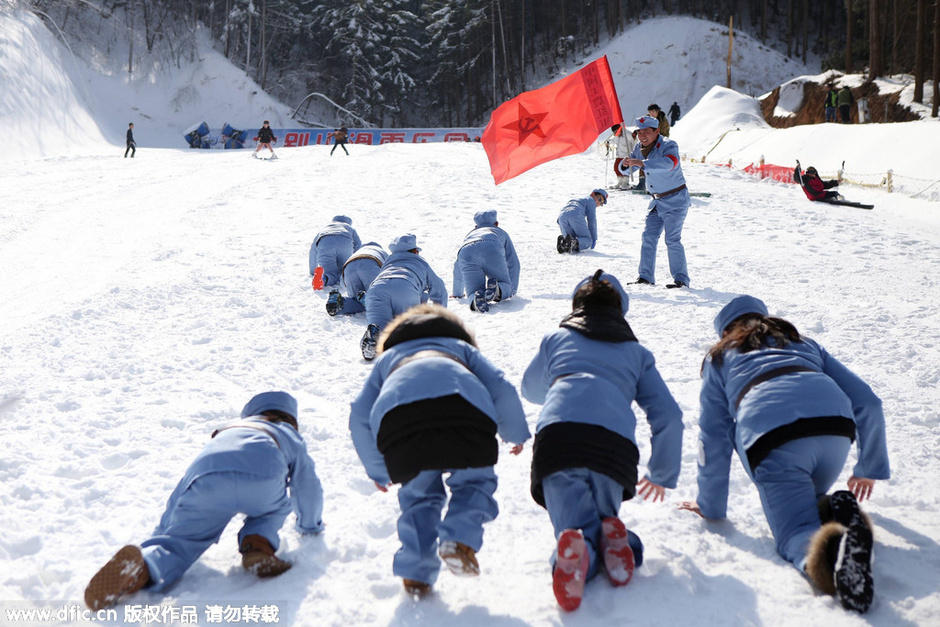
[438,540,480,576]
[402,578,432,598]
[84,545,150,611]
[240,534,292,578]
[805,522,844,595]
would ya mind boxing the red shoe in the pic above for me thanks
[553,529,589,611]
[312,267,325,290]
[600,517,636,587]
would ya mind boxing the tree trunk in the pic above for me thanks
[760,0,767,41]
[259,0,267,88]
[933,0,939,116]
[846,0,853,73]
[787,0,793,57]
[126,5,133,80]
[802,0,808,64]
[870,0,883,78]
[914,0,925,101]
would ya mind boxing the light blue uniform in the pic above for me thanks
[140,418,323,591]
[309,215,361,285]
[623,137,690,285]
[522,279,682,577]
[349,336,530,584]
[334,242,388,315]
[697,304,890,569]
[452,210,520,300]
[364,240,447,331]
[557,197,598,251]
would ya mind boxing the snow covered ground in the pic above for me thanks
[2,7,940,627]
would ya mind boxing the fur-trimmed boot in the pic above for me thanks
[439,540,480,576]
[806,514,875,612]
[84,545,150,611]
[240,534,292,578]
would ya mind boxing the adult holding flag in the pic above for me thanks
[481,57,623,185]
[618,116,691,289]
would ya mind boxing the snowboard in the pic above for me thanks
[819,198,873,210]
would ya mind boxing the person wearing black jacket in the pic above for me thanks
[124,123,136,158]
[254,121,277,157]
[331,126,349,156]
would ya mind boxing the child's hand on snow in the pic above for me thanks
[509,443,524,455]
[636,478,666,502]
[677,501,704,518]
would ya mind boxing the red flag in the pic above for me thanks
[481,56,623,185]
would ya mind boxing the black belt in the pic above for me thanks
[735,365,815,409]
[389,349,467,375]
[651,184,687,199]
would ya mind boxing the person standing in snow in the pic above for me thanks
[330,125,349,156]
[326,241,388,316]
[837,86,855,123]
[522,270,682,611]
[668,102,681,127]
[310,215,361,290]
[824,87,839,123]
[124,122,136,158]
[647,103,670,137]
[349,303,530,598]
[254,120,277,156]
[679,295,890,614]
[360,234,447,360]
[84,391,324,611]
[618,115,691,289]
[556,189,607,254]
[607,124,636,189]
[451,210,520,313]
[794,162,841,201]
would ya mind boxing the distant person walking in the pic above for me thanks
[647,104,670,137]
[824,87,838,123]
[837,86,854,124]
[331,126,349,156]
[668,102,681,127]
[124,123,136,158]
[254,121,277,157]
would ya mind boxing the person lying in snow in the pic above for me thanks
[348,303,530,598]
[794,161,841,201]
[521,270,683,611]
[84,391,323,611]
[310,215,362,290]
[326,241,388,316]
[679,295,890,613]
[451,210,520,313]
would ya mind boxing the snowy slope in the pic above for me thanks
[1,7,940,627]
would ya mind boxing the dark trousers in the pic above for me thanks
[125,142,136,158]
[839,105,851,123]
[330,142,348,156]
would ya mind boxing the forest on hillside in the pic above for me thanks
[28,0,940,126]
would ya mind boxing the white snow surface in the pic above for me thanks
[2,7,940,627]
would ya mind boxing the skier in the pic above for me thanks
[522,270,682,611]
[349,304,530,597]
[124,122,136,158]
[360,234,447,360]
[618,115,691,288]
[83,391,324,611]
[330,126,349,156]
[451,210,520,313]
[794,162,841,201]
[254,120,277,157]
[679,295,890,613]
[556,189,607,254]
[606,124,636,189]
[668,102,681,127]
[309,215,361,290]
[326,241,388,316]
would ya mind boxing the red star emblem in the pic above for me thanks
[503,103,548,144]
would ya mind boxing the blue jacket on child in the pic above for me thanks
[309,215,361,283]
[364,235,447,330]
[697,316,890,520]
[333,241,388,315]
[557,197,598,251]
[452,210,521,300]
[140,391,323,591]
